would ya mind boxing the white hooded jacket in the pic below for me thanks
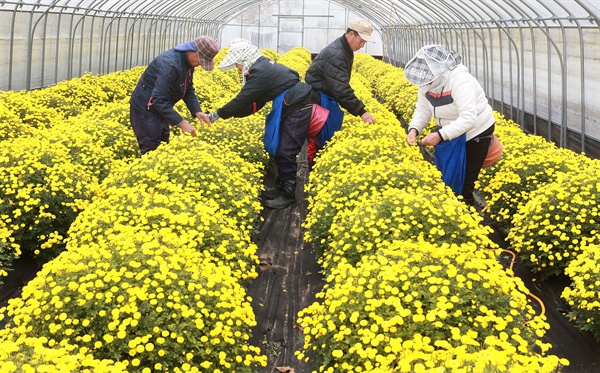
[408,64,495,141]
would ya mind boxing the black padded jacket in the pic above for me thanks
[305,35,366,117]
[217,57,317,121]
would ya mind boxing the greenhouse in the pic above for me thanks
[0,0,599,372]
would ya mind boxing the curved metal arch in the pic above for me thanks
[3,0,599,23]
[498,0,576,148]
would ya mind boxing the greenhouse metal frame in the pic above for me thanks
[0,0,599,155]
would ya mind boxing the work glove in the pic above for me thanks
[208,112,220,123]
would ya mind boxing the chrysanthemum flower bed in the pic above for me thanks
[352,55,600,342]
[85,137,264,282]
[325,186,496,270]
[0,224,18,284]
[0,68,143,137]
[0,225,266,371]
[0,103,139,267]
[354,54,418,125]
[0,136,99,266]
[304,123,429,258]
[508,169,600,279]
[0,47,596,371]
[297,241,565,373]
[481,147,590,232]
[0,335,128,372]
[298,55,573,371]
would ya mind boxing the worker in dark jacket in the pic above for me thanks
[129,36,219,155]
[206,39,324,209]
[305,18,376,162]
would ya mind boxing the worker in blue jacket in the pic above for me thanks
[129,36,219,155]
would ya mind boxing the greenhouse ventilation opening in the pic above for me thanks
[1,1,600,373]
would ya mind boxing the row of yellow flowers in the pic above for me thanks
[0,78,142,286]
[0,135,269,371]
[478,116,600,338]
[354,55,600,342]
[0,43,288,283]
[296,55,568,372]
[359,53,600,338]
[0,44,319,372]
[0,69,143,142]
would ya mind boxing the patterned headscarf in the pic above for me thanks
[218,38,263,76]
[404,45,461,86]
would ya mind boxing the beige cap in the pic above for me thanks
[348,18,373,42]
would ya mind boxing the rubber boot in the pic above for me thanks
[264,180,296,209]
[263,179,284,200]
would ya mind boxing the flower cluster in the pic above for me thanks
[297,241,565,372]
[0,98,31,142]
[304,124,428,257]
[1,46,324,371]
[324,186,496,271]
[0,222,19,284]
[0,335,128,372]
[562,242,600,339]
[482,147,589,232]
[92,136,263,280]
[0,136,98,265]
[472,114,599,337]
[1,223,266,371]
[1,45,592,371]
[277,47,312,81]
[0,68,141,135]
[508,166,600,278]
[354,54,418,125]
[0,67,143,278]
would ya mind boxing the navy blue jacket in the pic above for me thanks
[130,49,202,125]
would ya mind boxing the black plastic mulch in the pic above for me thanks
[248,157,324,373]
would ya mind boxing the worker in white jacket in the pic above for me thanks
[404,44,495,206]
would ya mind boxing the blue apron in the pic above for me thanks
[434,133,466,196]
[318,92,344,145]
[263,89,289,157]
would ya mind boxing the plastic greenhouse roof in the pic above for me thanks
[1,0,598,27]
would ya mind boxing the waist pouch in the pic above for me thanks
[308,104,329,138]
[482,134,503,167]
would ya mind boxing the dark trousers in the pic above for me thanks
[462,123,495,201]
[130,103,171,155]
[275,106,313,181]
